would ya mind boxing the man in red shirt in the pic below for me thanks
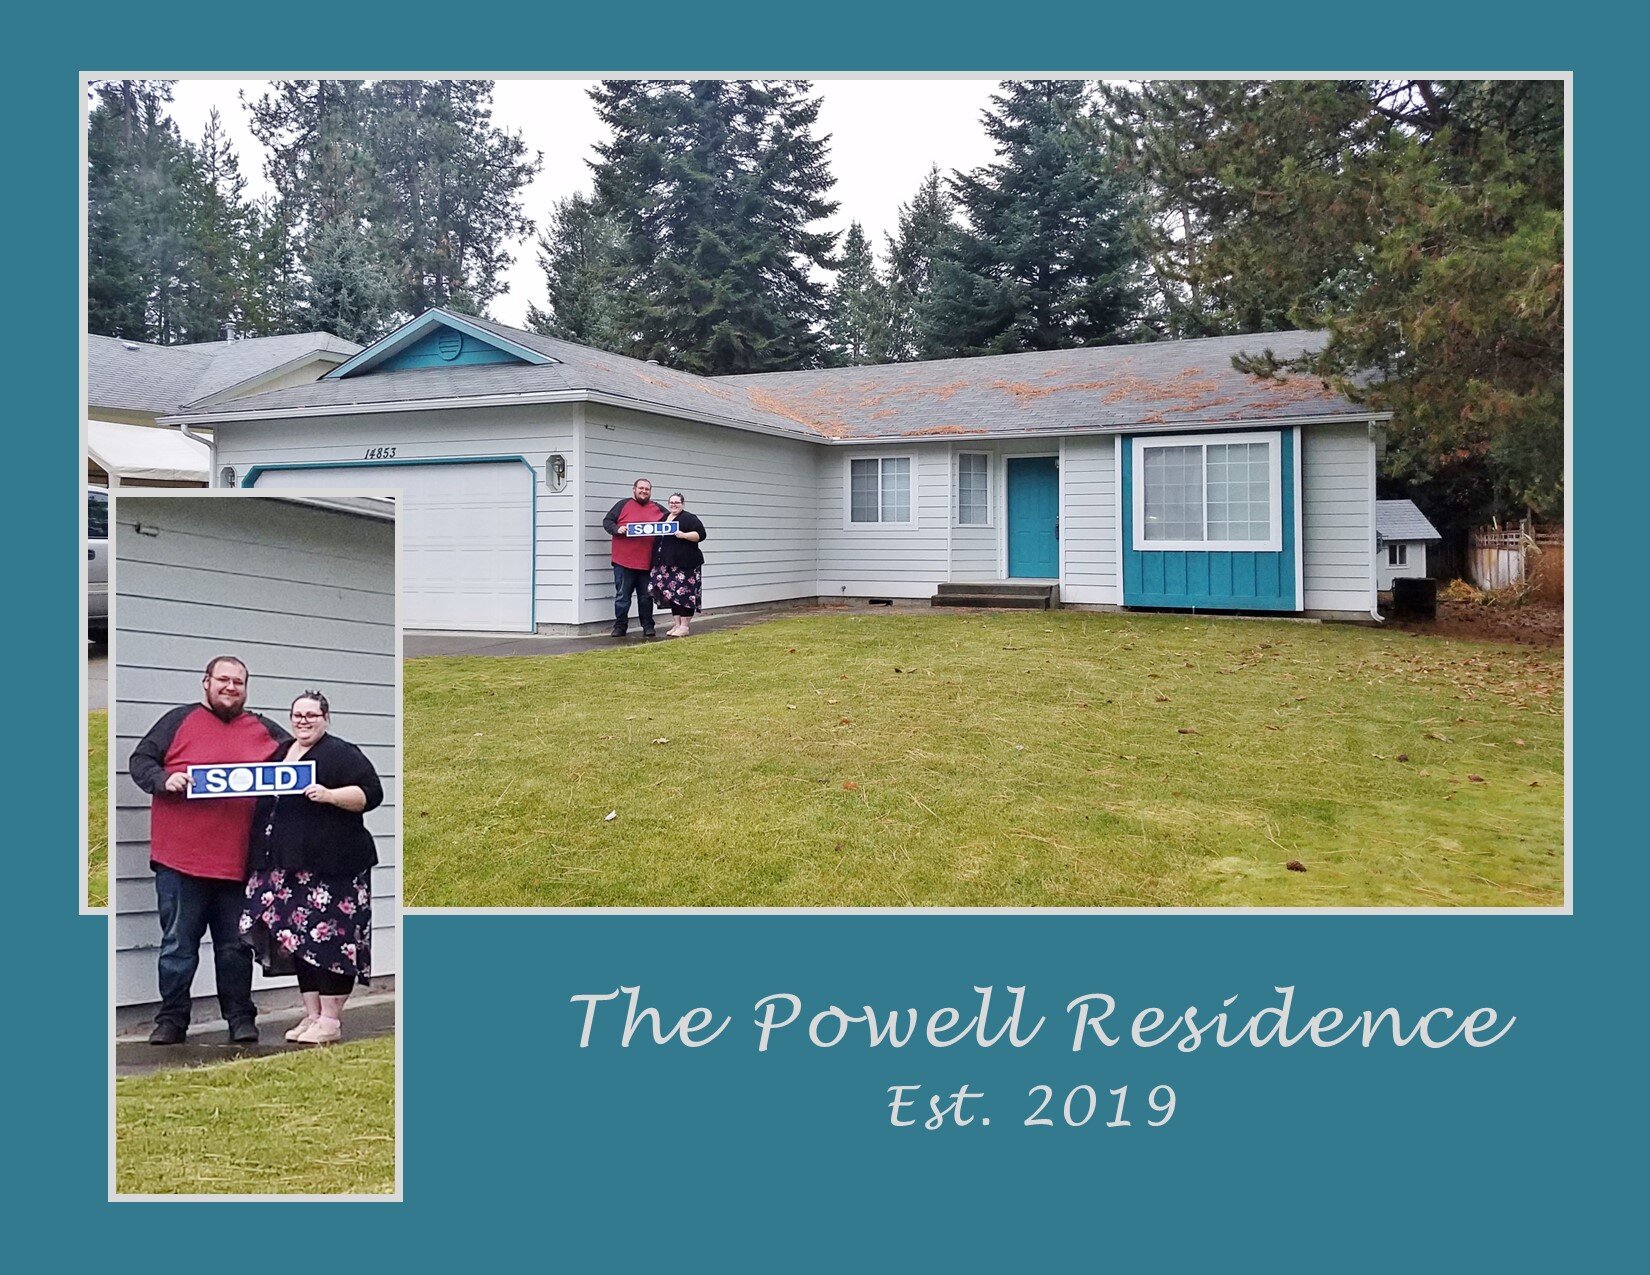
[601,477,667,639]
[129,656,289,1045]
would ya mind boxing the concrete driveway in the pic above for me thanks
[88,642,108,711]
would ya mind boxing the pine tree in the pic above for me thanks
[87,80,194,342]
[589,80,839,374]
[172,109,253,342]
[882,166,958,362]
[924,81,1143,356]
[304,220,399,345]
[823,222,886,365]
[524,192,626,348]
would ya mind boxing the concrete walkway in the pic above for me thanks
[405,602,827,658]
[116,991,396,1077]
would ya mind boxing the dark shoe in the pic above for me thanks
[228,1018,259,1044]
[610,623,627,638]
[149,1021,187,1045]
[642,629,656,640]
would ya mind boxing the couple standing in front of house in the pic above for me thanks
[603,478,710,639]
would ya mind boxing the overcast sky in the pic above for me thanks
[163,77,1012,327]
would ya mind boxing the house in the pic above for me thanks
[165,308,1392,633]
[112,494,398,1018]
[88,330,360,487]
[1375,498,1444,591]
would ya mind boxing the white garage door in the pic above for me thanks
[252,461,535,632]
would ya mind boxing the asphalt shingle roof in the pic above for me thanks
[176,311,1373,442]
[1376,499,1443,543]
[89,332,361,415]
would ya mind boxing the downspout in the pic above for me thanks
[178,416,219,487]
[1368,419,1385,622]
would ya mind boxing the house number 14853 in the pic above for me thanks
[364,446,397,460]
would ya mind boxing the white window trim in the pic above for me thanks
[843,453,918,531]
[1388,542,1408,566]
[954,450,993,527]
[1131,430,1283,554]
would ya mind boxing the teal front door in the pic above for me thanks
[1006,456,1059,578]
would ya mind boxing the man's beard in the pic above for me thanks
[208,700,244,722]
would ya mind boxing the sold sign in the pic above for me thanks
[187,761,316,799]
[625,521,679,536]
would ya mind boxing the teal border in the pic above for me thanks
[243,455,541,632]
[326,309,553,379]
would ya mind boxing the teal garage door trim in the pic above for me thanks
[1121,428,1299,611]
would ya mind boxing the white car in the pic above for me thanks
[88,486,108,642]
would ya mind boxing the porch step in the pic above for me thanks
[931,582,1058,610]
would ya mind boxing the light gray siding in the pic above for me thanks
[212,404,581,626]
[113,496,398,1009]
[578,404,821,622]
[1301,422,1378,614]
[817,445,950,598]
[1060,436,1120,603]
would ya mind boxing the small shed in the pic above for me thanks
[1376,498,1443,591]
[112,494,398,1019]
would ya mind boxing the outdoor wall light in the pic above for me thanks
[219,465,238,488]
[547,454,568,492]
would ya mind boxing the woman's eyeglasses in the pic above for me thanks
[291,713,325,723]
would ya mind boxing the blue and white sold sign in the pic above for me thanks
[626,521,679,536]
[187,761,316,799]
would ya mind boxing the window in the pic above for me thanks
[1132,433,1282,552]
[1387,543,1407,567]
[849,456,913,526]
[87,488,109,539]
[957,453,989,525]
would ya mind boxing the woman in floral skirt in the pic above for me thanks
[240,690,381,1045]
[649,492,709,637]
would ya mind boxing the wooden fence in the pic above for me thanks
[1468,523,1565,600]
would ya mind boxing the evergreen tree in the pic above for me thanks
[589,80,839,374]
[304,220,400,345]
[87,80,194,342]
[171,109,253,342]
[924,81,1143,356]
[822,221,886,365]
[524,192,626,348]
[882,165,958,362]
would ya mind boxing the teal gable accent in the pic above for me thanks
[374,326,527,371]
[1121,431,1298,612]
[325,309,553,379]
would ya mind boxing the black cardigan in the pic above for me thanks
[249,732,383,878]
[650,510,708,571]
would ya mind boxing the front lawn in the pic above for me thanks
[88,710,107,909]
[116,1036,395,1195]
[406,611,1564,907]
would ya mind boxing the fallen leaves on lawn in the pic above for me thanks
[1286,860,1307,872]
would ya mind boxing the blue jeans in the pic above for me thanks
[153,864,256,1028]
[612,563,655,633]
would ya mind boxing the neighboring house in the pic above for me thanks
[88,330,360,487]
[166,308,1393,632]
[1375,498,1444,591]
[112,495,398,1015]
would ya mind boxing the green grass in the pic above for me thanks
[405,611,1564,908]
[116,1036,394,1195]
[88,710,107,909]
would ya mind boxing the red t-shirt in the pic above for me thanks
[147,707,285,880]
[611,499,665,570]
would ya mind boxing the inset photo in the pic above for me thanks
[109,491,399,1198]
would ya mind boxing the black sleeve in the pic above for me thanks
[331,738,385,812]
[128,705,195,794]
[256,714,293,746]
[601,500,628,536]
[684,512,707,542]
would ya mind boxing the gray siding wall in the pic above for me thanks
[578,404,821,621]
[211,404,581,625]
[1060,436,1120,603]
[113,496,398,1009]
[817,445,950,598]
[1301,423,1377,614]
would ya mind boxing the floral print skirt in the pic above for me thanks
[241,867,372,986]
[649,563,703,614]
